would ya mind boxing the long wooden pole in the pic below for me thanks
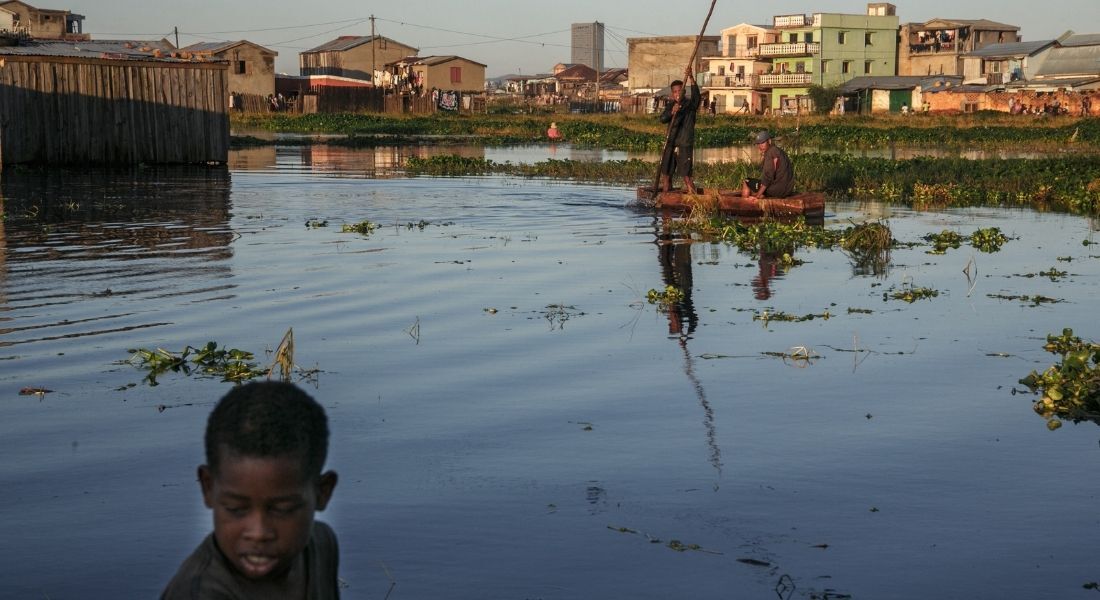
[650,0,719,194]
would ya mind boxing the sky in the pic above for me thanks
[69,0,1100,77]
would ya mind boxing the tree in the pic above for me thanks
[807,85,844,115]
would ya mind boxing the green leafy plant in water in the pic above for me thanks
[1019,328,1100,430]
[126,341,265,386]
[970,227,1009,252]
[754,310,832,324]
[341,219,378,235]
[886,283,939,303]
[987,293,1062,306]
[646,286,685,312]
[923,229,964,254]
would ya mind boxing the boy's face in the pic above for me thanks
[671,84,683,102]
[198,451,337,581]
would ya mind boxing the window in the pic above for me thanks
[795,62,806,74]
[821,60,831,73]
[789,33,799,43]
[838,31,847,44]
[865,32,874,46]
[864,60,873,74]
[235,61,247,75]
[450,66,462,84]
[747,35,757,50]
[805,32,814,43]
[717,65,725,76]
[842,60,852,74]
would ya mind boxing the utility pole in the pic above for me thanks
[174,26,179,49]
[370,15,376,87]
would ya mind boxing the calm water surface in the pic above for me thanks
[2,149,1099,599]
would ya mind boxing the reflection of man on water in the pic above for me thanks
[657,233,697,338]
[658,66,701,194]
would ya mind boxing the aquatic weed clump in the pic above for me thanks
[1020,329,1100,430]
[646,286,685,312]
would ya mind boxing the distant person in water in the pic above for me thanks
[547,122,562,141]
[741,130,794,199]
[161,381,340,600]
[658,66,701,193]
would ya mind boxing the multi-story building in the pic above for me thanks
[701,23,779,114]
[300,35,418,83]
[0,0,86,40]
[898,18,1021,76]
[571,22,604,73]
[181,41,278,98]
[761,3,899,112]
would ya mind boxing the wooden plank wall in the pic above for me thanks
[0,56,229,165]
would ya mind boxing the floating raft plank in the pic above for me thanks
[636,187,825,218]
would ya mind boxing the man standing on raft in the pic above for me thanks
[658,66,701,193]
[741,130,795,199]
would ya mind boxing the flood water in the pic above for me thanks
[2,147,1100,599]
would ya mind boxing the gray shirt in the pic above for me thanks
[161,521,340,600]
[761,144,795,198]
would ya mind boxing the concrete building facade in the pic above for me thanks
[627,35,719,92]
[0,0,85,40]
[181,40,277,98]
[571,22,604,73]
[899,18,1020,76]
[702,23,779,114]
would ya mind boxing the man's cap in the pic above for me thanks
[754,130,773,144]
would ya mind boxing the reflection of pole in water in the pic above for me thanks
[656,216,723,481]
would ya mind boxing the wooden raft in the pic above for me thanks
[636,187,825,218]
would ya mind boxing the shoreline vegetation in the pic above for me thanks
[230,112,1100,151]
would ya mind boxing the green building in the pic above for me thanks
[759,3,899,112]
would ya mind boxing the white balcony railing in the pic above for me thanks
[773,14,809,28]
[757,73,813,86]
[706,75,758,88]
[759,42,820,56]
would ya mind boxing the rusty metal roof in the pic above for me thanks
[0,39,195,61]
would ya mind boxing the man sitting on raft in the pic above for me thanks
[741,130,794,199]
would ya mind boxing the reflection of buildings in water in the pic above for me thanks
[293,145,487,178]
[228,146,278,171]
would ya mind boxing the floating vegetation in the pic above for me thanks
[305,218,329,228]
[543,304,584,330]
[762,346,823,366]
[126,342,265,386]
[840,221,892,275]
[987,293,1063,306]
[19,387,52,396]
[847,307,874,314]
[341,219,378,235]
[754,310,832,324]
[646,286,685,312]
[923,230,964,254]
[1019,329,1100,429]
[1012,268,1069,281]
[970,227,1010,252]
[886,283,940,303]
[607,525,722,555]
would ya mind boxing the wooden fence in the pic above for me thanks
[0,55,229,165]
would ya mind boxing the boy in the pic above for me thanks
[658,66,701,193]
[162,381,340,599]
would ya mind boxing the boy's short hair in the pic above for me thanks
[204,381,329,479]
[670,79,684,89]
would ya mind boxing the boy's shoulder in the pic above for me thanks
[161,522,340,600]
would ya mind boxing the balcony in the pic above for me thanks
[757,73,813,86]
[759,42,820,57]
[706,75,759,88]
[773,14,809,28]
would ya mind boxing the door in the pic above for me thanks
[889,89,911,112]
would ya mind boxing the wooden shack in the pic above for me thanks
[0,42,229,165]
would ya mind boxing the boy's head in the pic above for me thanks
[670,79,684,102]
[197,381,337,581]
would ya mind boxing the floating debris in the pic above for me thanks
[341,219,377,235]
[1019,328,1100,430]
[646,286,685,312]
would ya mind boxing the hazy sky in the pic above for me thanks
[70,0,1100,76]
